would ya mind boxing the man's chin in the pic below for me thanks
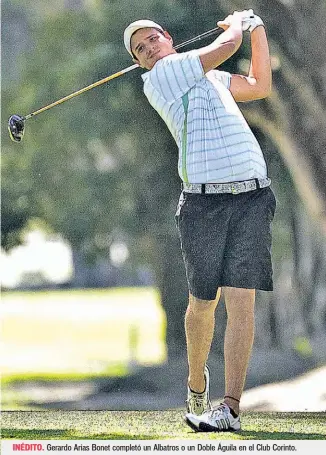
[149,53,165,68]
[147,59,159,70]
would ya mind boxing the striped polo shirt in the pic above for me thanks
[141,51,268,184]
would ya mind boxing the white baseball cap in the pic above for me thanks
[124,20,164,56]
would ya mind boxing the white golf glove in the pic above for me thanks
[241,9,264,32]
[218,10,264,33]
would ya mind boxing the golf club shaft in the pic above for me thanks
[24,26,221,120]
[174,26,220,50]
[24,64,139,120]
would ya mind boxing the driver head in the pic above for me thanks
[8,114,25,142]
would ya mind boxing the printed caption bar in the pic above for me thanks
[2,440,326,455]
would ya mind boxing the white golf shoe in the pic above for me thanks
[186,365,212,415]
[185,403,241,432]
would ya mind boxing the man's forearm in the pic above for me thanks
[249,26,272,97]
[215,21,243,51]
[198,18,243,73]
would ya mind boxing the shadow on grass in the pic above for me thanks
[3,428,325,440]
[230,430,324,440]
[1,429,160,440]
[2,429,73,439]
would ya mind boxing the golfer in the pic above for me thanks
[124,10,275,432]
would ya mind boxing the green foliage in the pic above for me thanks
[2,0,302,354]
[2,0,247,258]
[293,337,313,358]
[3,1,191,254]
[2,1,239,303]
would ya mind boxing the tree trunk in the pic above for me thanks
[217,0,326,234]
[156,233,188,359]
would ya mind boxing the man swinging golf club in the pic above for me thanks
[124,10,276,432]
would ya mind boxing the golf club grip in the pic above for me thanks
[24,63,139,120]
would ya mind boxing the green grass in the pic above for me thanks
[2,287,168,413]
[1,366,127,385]
[1,372,127,410]
[2,287,167,378]
[2,411,326,440]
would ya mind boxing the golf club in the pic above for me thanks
[8,25,221,143]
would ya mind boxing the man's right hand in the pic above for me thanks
[217,10,253,31]
[198,11,243,73]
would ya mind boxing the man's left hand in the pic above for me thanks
[218,10,264,32]
[241,10,264,32]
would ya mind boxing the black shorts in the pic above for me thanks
[175,186,276,300]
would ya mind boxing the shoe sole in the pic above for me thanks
[184,416,241,433]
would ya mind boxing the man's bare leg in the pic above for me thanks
[185,289,221,392]
[223,287,255,414]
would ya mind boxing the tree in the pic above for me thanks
[217,0,326,231]
[216,0,326,354]
[2,0,198,355]
[2,0,326,362]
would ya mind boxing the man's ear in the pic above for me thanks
[163,30,173,46]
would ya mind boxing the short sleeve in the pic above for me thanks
[141,51,205,102]
[207,69,232,90]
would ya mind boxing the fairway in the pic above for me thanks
[2,288,166,377]
[2,410,326,440]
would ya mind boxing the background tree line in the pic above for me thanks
[2,0,326,363]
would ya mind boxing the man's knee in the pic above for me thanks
[223,287,255,321]
[188,289,221,313]
[223,287,255,302]
[224,287,255,310]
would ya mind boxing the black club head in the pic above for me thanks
[8,114,25,142]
